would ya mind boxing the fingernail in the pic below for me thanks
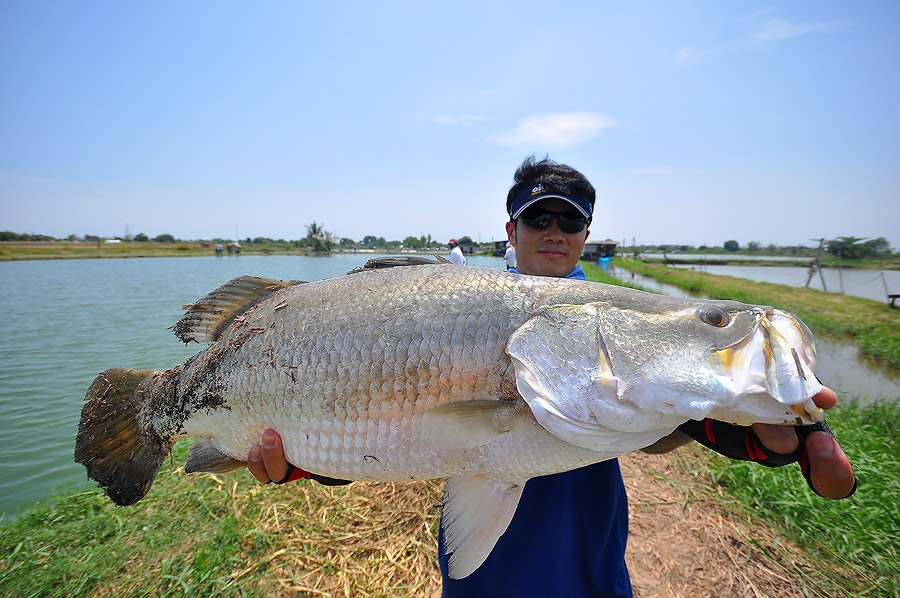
[248,446,261,462]
[263,430,276,449]
[810,433,835,458]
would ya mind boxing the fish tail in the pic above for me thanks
[75,368,172,506]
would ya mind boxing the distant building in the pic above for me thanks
[493,240,509,256]
[582,239,618,260]
[458,240,476,255]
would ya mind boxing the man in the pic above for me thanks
[503,241,516,270]
[248,157,856,597]
[448,238,466,266]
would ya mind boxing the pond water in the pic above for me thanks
[603,265,900,404]
[671,263,899,303]
[0,254,503,521]
[1,254,896,521]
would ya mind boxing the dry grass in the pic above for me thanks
[242,480,443,598]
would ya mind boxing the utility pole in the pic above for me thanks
[805,238,827,292]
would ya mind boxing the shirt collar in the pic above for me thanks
[508,265,586,280]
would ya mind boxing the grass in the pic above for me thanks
[0,441,443,598]
[2,400,896,597]
[609,258,900,369]
[704,398,900,597]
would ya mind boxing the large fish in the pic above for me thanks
[76,259,824,578]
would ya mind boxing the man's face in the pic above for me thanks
[505,197,590,278]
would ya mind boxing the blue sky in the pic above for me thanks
[2,1,898,249]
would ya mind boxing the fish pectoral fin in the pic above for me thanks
[173,275,304,344]
[422,399,526,450]
[441,475,526,579]
[184,438,246,474]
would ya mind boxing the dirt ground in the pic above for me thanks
[621,448,832,598]
[263,446,848,597]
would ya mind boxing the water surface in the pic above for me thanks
[0,254,502,520]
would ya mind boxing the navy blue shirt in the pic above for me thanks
[438,265,633,597]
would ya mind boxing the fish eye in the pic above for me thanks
[699,306,729,327]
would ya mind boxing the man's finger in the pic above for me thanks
[261,429,290,483]
[804,431,857,499]
[247,444,271,483]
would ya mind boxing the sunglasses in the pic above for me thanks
[518,209,589,234]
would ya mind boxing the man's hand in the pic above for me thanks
[247,429,292,484]
[752,387,856,499]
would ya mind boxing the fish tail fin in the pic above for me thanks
[75,368,172,506]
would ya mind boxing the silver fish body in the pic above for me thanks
[76,262,824,578]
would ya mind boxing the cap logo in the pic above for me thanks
[531,184,570,196]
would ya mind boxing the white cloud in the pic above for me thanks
[673,14,854,66]
[486,112,617,149]
[671,45,722,66]
[433,114,492,126]
[628,165,677,176]
[749,17,851,44]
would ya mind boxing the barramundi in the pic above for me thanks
[76,260,825,578]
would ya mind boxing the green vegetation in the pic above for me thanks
[581,262,656,291]
[0,442,442,598]
[2,399,894,597]
[826,236,893,260]
[706,399,900,597]
[612,258,900,369]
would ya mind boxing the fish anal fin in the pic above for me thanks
[173,276,304,344]
[184,437,245,474]
[442,475,526,579]
[422,399,526,451]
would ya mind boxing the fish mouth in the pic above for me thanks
[714,309,825,423]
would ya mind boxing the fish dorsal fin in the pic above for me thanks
[441,475,527,579]
[173,275,303,344]
[346,255,451,274]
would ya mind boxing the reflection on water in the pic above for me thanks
[603,265,900,404]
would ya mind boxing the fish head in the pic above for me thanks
[595,298,823,425]
[506,297,824,453]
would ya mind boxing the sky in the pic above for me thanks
[1,1,898,249]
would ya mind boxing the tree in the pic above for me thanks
[153,234,176,243]
[723,240,739,252]
[133,233,149,242]
[864,237,893,256]
[746,241,761,253]
[305,221,334,252]
[826,236,870,260]
[403,236,423,249]
[458,236,473,245]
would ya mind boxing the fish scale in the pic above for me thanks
[76,260,826,579]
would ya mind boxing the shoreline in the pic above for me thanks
[2,243,898,270]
